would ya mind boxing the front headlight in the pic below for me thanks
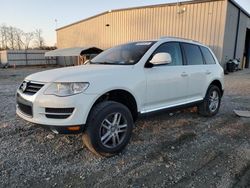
[44,82,89,97]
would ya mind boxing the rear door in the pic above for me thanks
[200,46,219,95]
[181,43,207,100]
[144,42,188,112]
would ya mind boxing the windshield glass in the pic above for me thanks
[90,41,155,65]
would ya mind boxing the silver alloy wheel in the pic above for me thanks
[209,90,219,112]
[99,112,128,149]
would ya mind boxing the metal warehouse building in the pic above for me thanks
[56,0,250,68]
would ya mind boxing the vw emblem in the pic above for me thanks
[21,82,28,92]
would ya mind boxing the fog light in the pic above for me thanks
[67,126,81,131]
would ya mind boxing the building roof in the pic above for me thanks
[56,0,221,31]
[56,0,249,31]
[229,0,250,18]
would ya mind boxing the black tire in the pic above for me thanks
[82,101,134,157]
[198,85,221,117]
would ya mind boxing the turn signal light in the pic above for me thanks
[67,126,81,131]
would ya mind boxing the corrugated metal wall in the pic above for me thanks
[57,0,227,62]
[0,50,56,66]
[222,1,239,66]
[235,11,249,61]
[222,1,250,68]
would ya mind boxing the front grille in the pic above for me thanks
[45,108,74,119]
[19,81,44,95]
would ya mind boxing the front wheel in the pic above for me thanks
[82,101,134,157]
[198,85,221,117]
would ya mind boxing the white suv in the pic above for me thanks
[16,37,224,156]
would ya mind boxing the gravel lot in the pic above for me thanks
[0,66,250,188]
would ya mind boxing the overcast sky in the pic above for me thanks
[1,0,249,46]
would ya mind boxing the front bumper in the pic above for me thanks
[39,124,85,134]
[16,84,98,130]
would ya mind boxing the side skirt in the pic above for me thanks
[138,100,203,118]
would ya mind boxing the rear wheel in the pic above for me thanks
[82,101,134,157]
[198,85,221,117]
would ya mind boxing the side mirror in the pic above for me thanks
[149,52,172,65]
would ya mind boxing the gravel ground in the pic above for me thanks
[0,66,250,188]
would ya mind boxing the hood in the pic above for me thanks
[26,64,133,83]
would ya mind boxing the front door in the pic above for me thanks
[144,42,188,113]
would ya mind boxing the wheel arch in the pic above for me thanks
[87,89,139,122]
[208,80,223,96]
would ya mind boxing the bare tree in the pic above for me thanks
[8,26,15,49]
[0,24,9,49]
[0,24,49,50]
[14,28,24,50]
[3,26,25,50]
[34,29,44,48]
[23,32,34,49]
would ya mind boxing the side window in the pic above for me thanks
[200,46,216,64]
[182,43,204,65]
[152,42,183,66]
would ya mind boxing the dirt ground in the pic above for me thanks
[0,66,250,188]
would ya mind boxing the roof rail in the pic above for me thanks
[160,36,201,44]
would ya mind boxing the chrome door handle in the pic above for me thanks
[181,72,188,77]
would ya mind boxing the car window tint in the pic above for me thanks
[91,41,155,65]
[182,43,204,65]
[200,46,216,64]
[153,42,183,66]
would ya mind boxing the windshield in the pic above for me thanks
[90,41,155,65]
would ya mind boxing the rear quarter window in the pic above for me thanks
[200,46,216,64]
[182,43,204,65]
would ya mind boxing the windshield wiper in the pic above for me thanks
[91,62,115,65]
